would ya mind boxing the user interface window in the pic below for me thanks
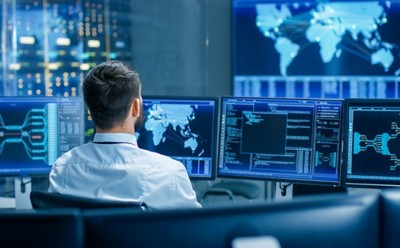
[218,97,342,185]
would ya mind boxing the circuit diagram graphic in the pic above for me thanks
[354,122,400,170]
[0,103,57,165]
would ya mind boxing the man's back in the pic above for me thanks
[49,133,201,209]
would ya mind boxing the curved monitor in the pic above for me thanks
[0,209,83,247]
[381,189,400,248]
[84,192,379,248]
[218,96,343,186]
[343,99,400,187]
[0,97,84,176]
[136,96,219,179]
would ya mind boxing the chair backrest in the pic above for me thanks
[30,190,148,211]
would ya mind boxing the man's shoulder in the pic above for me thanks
[138,148,184,169]
[54,143,94,163]
[65,142,93,154]
[139,148,178,162]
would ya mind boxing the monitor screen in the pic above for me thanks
[0,209,83,247]
[381,189,400,247]
[136,96,218,179]
[218,97,343,186]
[0,97,84,176]
[84,192,379,248]
[232,0,400,99]
[344,99,400,187]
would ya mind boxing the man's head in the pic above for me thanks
[83,61,143,131]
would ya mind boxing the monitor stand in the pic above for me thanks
[14,177,32,209]
[292,184,347,197]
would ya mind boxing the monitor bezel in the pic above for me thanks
[343,98,400,188]
[0,96,85,177]
[217,96,344,187]
[139,95,220,180]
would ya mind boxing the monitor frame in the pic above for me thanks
[217,96,343,187]
[0,96,85,177]
[137,95,219,180]
[0,209,84,247]
[343,98,400,188]
[83,192,379,248]
[381,189,400,248]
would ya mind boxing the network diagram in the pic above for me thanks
[353,122,400,170]
[0,103,57,165]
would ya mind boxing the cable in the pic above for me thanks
[279,182,293,197]
[19,177,32,194]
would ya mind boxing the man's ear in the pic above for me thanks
[132,98,141,117]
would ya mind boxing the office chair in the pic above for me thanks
[202,180,261,202]
[30,190,148,211]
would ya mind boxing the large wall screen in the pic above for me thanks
[232,0,400,98]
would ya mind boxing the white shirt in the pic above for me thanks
[48,133,201,209]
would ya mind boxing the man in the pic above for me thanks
[48,61,201,209]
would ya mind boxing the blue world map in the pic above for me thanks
[254,1,399,76]
[143,104,200,153]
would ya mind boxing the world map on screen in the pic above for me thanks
[135,101,215,159]
[254,1,399,76]
[144,104,200,153]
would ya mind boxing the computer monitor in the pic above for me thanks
[0,97,84,176]
[0,209,83,248]
[83,192,379,247]
[381,189,400,248]
[218,97,343,186]
[232,0,400,99]
[343,98,400,187]
[136,96,219,179]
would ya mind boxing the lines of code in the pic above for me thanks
[218,97,342,185]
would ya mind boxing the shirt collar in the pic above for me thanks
[93,133,138,146]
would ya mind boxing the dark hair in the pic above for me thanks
[83,61,141,129]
